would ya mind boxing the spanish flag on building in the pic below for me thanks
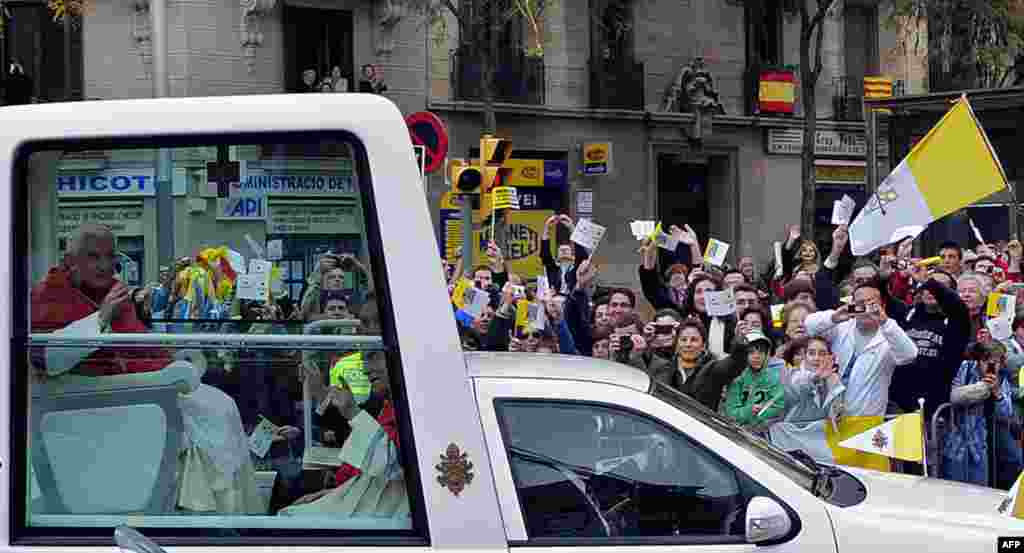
[848,95,1008,256]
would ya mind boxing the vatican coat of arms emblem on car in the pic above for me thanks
[436,442,475,497]
[872,429,889,450]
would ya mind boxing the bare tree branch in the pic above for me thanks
[444,0,464,29]
[812,11,825,83]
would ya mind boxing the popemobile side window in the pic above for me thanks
[20,138,417,538]
[498,401,766,542]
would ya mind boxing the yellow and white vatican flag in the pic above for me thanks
[838,412,924,463]
[1003,471,1024,518]
[770,415,892,472]
[848,95,1008,256]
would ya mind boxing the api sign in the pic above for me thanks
[219,195,265,220]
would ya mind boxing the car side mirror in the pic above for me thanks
[114,526,167,553]
[745,496,792,543]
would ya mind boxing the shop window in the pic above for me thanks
[18,134,422,540]
[282,6,354,93]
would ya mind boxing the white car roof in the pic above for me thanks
[465,352,652,392]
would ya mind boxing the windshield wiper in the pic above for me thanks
[785,449,830,498]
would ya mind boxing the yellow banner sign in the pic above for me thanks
[503,159,544,187]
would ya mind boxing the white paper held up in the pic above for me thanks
[705,289,736,317]
[831,195,856,225]
[237,273,269,301]
[266,239,284,261]
[988,317,1013,341]
[527,302,547,330]
[571,219,607,251]
[536,275,550,299]
[249,259,273,276]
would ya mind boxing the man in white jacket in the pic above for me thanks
[804,278,919,417]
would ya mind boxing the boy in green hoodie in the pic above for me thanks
[725,330,785,431]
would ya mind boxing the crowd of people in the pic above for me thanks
[448,214,1024,490]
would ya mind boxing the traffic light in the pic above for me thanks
[451,164,483,194]
[480,136,512,166]
[449,135,513,196]
[479,135,512,195]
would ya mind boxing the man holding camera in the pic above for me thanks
[300,251,368,321]
[804,277,919,418]
[625,309,683,384]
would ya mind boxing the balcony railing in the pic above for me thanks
[589,58,645,110]
[450,47,545,105]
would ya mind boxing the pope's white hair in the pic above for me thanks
[66,223,114,256]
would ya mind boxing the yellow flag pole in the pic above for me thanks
[918,397,929,477]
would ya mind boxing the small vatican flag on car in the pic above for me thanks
[838,412,924,462]
[1002,471,1024,518]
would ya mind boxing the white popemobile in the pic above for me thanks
[0,95,1022,553]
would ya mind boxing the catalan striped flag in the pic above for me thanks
[492,186,520,210]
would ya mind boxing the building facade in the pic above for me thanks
[8,0,924,291]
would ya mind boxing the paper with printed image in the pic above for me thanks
[705,288,736,317]
[770,304,785,328]
[704,238,730,267]
[249,416,276,458]
[571,219,607,251]
[987,293,1016,321]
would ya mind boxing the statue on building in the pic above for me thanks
[661,57,726,115]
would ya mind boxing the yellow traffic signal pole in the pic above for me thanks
[460,194,474,273]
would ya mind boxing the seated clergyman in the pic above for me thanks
[279,350,409,518]
[31,223,259,514]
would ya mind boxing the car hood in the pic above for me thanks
[835,467,1024,530]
